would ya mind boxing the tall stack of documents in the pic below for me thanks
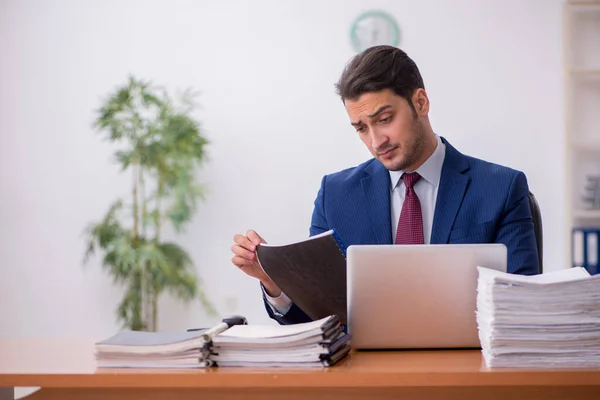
[476,266,600,368]
[210,315,351,367]
[95,315,350,369]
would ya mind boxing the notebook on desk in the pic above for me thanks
[346,243,507,350]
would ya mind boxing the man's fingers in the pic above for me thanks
[233,233,256,252]
[247,230,265,246]
[231,231,264,278]
[232,255,254,268]
[231,244,255,260]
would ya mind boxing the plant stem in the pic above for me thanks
[132,161,145,329]
[139,166,154,330]
[152,287,158,331]
[147,165,164,332]
[132,270,144,331]
[146,282,153,331]
[132,162,139,247]
[140,167,147,238]
[155,165,164,243]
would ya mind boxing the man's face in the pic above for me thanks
[345,89,427,172]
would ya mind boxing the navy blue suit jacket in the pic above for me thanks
[265,137,539,324]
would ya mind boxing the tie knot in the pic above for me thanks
[402,172,421,189]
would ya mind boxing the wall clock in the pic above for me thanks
[350,10,400,52]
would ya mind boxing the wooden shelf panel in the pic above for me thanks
[569,140,600,151]
[569,69,600,77]
[573,209,600,219]
[567,3,600,71]
[568,4,600,12]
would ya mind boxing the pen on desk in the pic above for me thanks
[188,315,248,341]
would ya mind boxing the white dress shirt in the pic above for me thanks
[264,135,446,316]
[389,135,445,244]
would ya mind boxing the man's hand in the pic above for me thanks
[231,230,282,297]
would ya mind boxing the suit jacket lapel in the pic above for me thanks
[361,161,392,244]
[430,139,470,244]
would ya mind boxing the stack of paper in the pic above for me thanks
[95,315,350,369]
[211,315,351,367]
[95,330,212,368]
[476,266,600,368]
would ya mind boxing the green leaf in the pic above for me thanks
[117,276,145,330]
[101,234,139,284]
[83,200,124,263]
[114,150,135,171]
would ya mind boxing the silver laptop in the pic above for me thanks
[346,244,507,349]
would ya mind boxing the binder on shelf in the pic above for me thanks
[256,229,348,322]
[572,227,599,275]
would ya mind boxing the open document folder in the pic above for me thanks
[95,315,350,368]
[256,229,348,322]
[476,266,600,368]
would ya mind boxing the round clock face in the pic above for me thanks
[350,10,400,52]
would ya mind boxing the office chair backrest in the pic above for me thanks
[528,191,543,273]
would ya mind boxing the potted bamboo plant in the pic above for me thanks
[84,76,216,331]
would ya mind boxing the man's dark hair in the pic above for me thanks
[335,45,425,113]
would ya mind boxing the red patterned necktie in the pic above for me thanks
[395,172,424,244]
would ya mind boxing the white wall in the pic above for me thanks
[0,0,564,337]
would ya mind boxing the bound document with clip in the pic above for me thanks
[95,315,350,368]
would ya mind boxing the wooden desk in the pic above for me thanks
[1,338,599,400]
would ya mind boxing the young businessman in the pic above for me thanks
[231,45,539,325]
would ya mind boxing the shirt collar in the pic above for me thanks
[389,135,446,190]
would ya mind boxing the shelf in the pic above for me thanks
[568,4,600,12]
[569,70,600,85]
[570,69,600,77]
[570,139,600,151]
[573,209,600,219]
[569,73,600,143]
[565,0,600,266]
[567,3,600,71]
